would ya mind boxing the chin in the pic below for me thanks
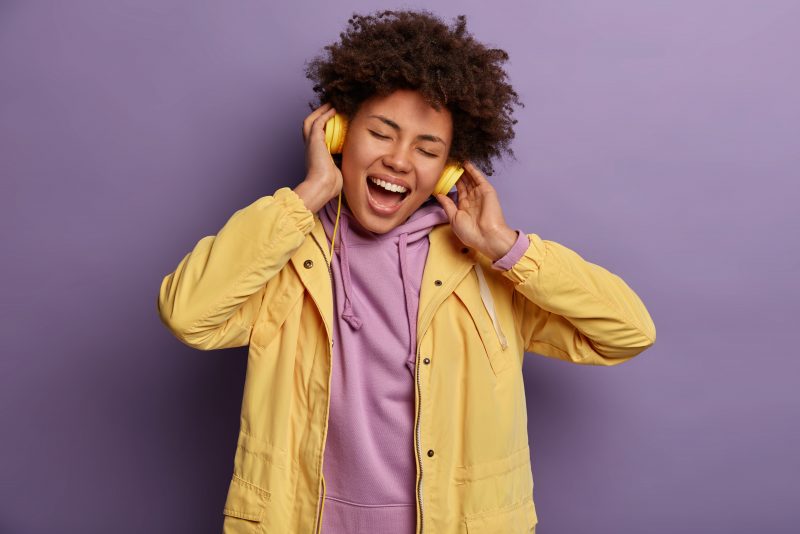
[351,207,408,234]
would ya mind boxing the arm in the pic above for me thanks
[157,187,314,350]
[436,161,656,365]
[504,233,656,365]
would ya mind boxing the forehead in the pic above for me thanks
[357,89,452,136]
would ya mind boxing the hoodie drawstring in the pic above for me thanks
[474,263,508,350]
[325,198,506,358]
[337,214,363,330]
[336,223,417,370]
[397,233,417,370]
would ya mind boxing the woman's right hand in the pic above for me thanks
[294,102,344,214]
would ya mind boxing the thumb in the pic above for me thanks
[435,194,457,222]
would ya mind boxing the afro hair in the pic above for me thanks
[305,9,524,175]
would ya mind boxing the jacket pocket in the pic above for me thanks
[464,496,538,534]
[222,474,270,531]
[453,274,512,376]
[249,276,304,349]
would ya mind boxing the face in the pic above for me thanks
[340,89,453,234]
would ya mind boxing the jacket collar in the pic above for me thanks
[417,223,476,339]
[289,217,336,342]
[290,216,476,345]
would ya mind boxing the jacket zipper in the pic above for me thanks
[310,229,425,534]
[311,231,334,534]
[415,342,424,534]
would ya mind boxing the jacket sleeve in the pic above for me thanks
[503,233,656,366]
[157,187,314,350]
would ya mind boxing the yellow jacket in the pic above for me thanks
[157,187,656,534]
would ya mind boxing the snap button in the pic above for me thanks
[434,279,442,286]
[427,449,434,457]
[303,259,314,269]
[423,357,430,365]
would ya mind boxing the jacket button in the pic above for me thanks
[427,449,434,457]
[434,279,442,286]
[423,357,430,365]
[303,259,314,269]
[461,247,469,254]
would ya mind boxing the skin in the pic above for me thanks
[339,89,454,234]
[294,89,518,261]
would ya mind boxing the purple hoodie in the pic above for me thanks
[317,194,528,534]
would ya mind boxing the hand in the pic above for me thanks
[434,161,518,262]
[294,103,343,213]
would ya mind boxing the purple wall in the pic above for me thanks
[2,1,797,532]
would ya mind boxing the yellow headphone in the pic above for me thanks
[323,112,465,258]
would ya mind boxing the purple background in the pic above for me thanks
[1,1,797,532]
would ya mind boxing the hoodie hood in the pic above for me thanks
[319,193,453,372]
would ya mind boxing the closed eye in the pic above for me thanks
[370,130,439,158]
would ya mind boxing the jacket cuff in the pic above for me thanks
[491,229,528,271]
[270,187,315,235]
[499,233,548,285]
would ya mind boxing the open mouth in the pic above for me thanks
[366,176,409,210]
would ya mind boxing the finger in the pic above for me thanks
[308,107,337,145]
[455,174,467,196]
[455,175,469,208]
[435,194,457,221]
[463,162,483,191]
[460,167,477,192]
[464,161,488,186]
[303,103,333,141]
[303,106,330,141]
[308,102,332,118]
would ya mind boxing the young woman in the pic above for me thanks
[157,10,656,534]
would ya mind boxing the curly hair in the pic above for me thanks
[305,9,523,175]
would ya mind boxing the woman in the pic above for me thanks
[157,10,656,534]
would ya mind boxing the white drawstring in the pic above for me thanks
[474,263,508,350]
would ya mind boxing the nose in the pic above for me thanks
[382,145,412,174]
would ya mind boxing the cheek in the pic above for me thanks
[415,164,445,193]
[340,153,363,189]
[341,138,376,181]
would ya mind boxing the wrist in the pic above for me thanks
[293,180,332,214]
[485,226,518,262]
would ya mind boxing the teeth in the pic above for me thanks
[369,176,407,193]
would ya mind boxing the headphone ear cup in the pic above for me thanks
[434,164,465,196]
[324,113,348,154]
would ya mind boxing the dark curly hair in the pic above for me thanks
[305,9,523,175]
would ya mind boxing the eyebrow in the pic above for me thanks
[368,114,446,146]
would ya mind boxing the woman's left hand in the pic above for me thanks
[435,161,518,262]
